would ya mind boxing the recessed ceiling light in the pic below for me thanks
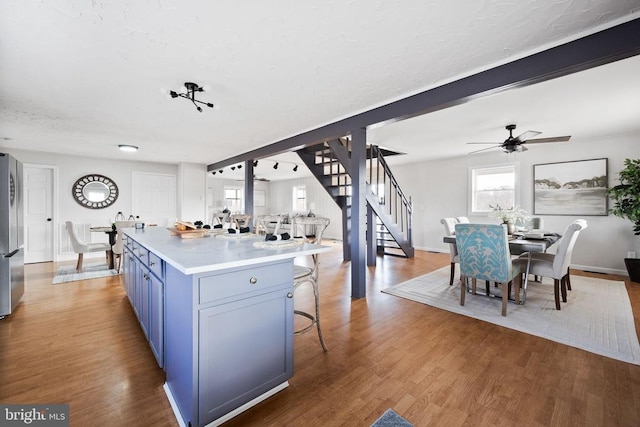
[118,144,138,152]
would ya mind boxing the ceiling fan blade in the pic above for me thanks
[524,135,571,144]
[514,130,542,142]
[468,145,500,154]
[467,142,500,145]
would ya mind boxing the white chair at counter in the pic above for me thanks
[112,220,138,273]
[291,216,330,351]
[65,221,111,272]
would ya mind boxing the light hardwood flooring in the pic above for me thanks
[1,242,639,426]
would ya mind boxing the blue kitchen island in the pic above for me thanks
[121,227,330,427]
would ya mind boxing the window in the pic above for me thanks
[224,186,244,212]
[292,186,307,211]
[469,163,519,214]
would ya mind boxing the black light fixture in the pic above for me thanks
[273,162,279,170]
[165,82,214,112]
[231,166,236,170]
[293,164,298,172]
[219,170,223,174]
[212,171,216,175]
[237,164,242,169]
[253,160,258,167]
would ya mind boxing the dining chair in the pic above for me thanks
[524,217,544,230]
[65,221,111,272]
[256,214,283,235]
[229,214,251,230]
[212,211,230,228]
[441,217,463,286]
[517,219,587,310]
[113,220,138,273]
[455,223,522,316]
[291,216,331,351]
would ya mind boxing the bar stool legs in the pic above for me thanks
[293,265,328,352]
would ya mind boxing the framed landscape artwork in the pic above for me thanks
[533,158,608,215]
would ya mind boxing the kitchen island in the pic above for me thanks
[121,227,330,427]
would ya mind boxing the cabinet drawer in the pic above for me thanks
[198,261,292,305]
[148,251,163,279]
[125,235,133,250]
[135,244,149,266]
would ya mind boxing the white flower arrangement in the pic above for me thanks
[488,204,530,224]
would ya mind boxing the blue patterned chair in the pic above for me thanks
[455,223,522,316]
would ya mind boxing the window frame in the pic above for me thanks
[292,185,307,212]
[468,162,520,215]
[223,186,244,212]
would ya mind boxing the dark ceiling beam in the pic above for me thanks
[208,18,640,172]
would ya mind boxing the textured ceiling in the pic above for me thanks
[1,1,639,181]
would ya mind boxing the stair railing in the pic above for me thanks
[367,145,413,243]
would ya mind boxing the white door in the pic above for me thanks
[132,172,177,226]
[24,166,54,263]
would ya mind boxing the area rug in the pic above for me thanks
[382,266,640,365]
[370,409,414,427]
[52,263,119,284]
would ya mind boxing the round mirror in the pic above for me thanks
[83,181,110,202]
[72,174,119,209]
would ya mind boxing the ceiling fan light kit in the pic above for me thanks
[467,124,571,154]
[165,82,214,112]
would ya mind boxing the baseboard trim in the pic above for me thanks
[164,381,289,427]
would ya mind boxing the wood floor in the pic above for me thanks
[2,242,639,426]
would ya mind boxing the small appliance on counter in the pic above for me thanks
[0,153,25,319]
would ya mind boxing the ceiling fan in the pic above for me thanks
[467,124,571,154]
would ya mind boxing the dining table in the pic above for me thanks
[90,226,118,269]
[443,232,561,303]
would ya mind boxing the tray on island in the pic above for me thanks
[167,227,208,239]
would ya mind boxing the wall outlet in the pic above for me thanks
[628,251,637,259]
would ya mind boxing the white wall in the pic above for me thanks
[391,132,640,275]
[2,148,204,261]
[178,163,207,223]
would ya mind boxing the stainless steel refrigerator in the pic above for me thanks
[0,153,24,318]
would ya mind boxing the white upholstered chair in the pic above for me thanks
[517,219,588,310]
[441,216,470,286]
[112,220,138,273]
[291,216,330,351]
[65,221,111,272]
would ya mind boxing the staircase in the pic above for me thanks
[296,138,413,258]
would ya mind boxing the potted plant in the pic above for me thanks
[488,204,530,234]
[608,158,640,282]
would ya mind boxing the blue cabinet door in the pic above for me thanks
[148,271,164,368]
[198,287,293,425]
[139,264,151,339]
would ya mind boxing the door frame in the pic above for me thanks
[23,163,58,263]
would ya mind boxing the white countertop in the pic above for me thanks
[123,227,331,275]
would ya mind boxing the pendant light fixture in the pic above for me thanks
[163,82,214,112]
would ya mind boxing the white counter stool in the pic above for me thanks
[256,214,283,236]
[291,216,330,351]
[230,214,251,230]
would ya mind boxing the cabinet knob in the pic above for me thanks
[287,292,293,299]
[249,277,258,285]
[149,261,155,266]
[143,273,148,280]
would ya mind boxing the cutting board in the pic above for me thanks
[167,227,207,239]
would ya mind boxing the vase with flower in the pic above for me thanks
[488,204,530,235]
